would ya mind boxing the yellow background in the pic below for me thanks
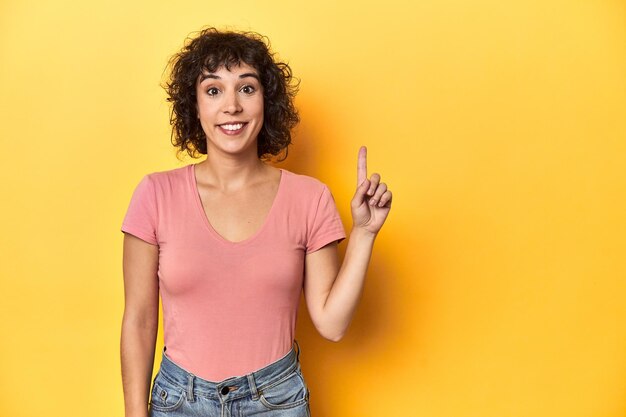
[1,0,625,416]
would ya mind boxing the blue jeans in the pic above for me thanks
[149,340,311,417]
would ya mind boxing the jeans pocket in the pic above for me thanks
[258,369,309,410]
[149,372,187,412]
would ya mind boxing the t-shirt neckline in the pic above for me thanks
[188,163,285,245]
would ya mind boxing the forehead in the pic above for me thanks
[197,62,259,84]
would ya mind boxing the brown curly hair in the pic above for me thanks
[161,27,300,161]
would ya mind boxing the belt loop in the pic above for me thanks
[187,373,195,402]
[294,339,301,362]
[247,372,260,401]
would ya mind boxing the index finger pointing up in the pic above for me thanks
[357,146,367,186]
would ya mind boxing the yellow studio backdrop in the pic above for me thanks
[0,0,625,416]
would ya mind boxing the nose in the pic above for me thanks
[223,90,242,114]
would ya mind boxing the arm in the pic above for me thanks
[121,233,160,417]
[303,146,392,341]
[303,228,376,341]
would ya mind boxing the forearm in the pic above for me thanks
[322,227,376,340]
[121,315,158,417]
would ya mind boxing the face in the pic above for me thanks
[195,63,264,157]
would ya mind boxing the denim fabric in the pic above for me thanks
[149,340,311,417]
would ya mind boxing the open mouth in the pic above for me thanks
[218,122,248,135]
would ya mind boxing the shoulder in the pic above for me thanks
[142,164,190,188]
[279,168,331,195]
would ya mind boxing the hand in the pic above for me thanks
[351,146,392,235]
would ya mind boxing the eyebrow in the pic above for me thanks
[198,72,260,83]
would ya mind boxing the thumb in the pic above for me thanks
[353,178,370,205]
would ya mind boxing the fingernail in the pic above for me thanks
[369,199,376,206]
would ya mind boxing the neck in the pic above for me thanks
[196,149,268,192]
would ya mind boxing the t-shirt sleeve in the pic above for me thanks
[306,185,346,254]
[120,174,159,246]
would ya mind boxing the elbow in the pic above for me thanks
[329,334,344,343]
[323,331,345,343]
[312,312,346,342]
[122,309,159,331]
[316,317,349,342]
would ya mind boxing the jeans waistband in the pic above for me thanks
[156,340,302,402]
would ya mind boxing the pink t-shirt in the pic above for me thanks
[121,163,346,381]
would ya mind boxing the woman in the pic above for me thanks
[120,27,392,417]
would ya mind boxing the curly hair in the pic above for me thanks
[162,27,300,161]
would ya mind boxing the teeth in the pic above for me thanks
[221,123,244,131]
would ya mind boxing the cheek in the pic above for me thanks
[196,108,213,132]
[256,104,265,119]
[254,95,265,116]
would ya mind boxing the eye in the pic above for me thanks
[206,87,219,96]
[240,85,256,94]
